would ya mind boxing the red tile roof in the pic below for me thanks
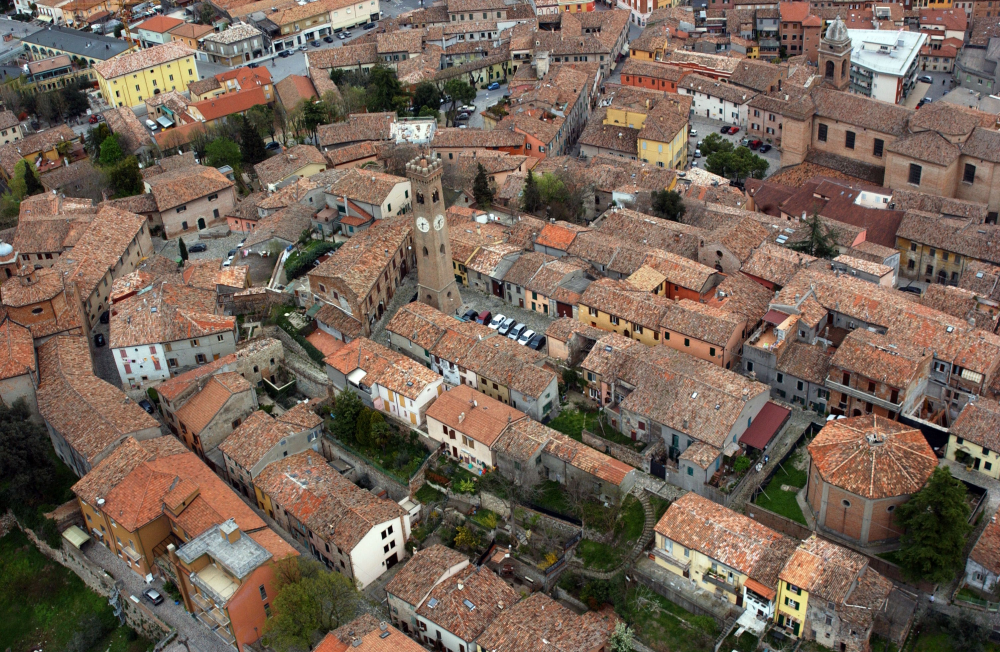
[136,15,184,33]
[191,87,268,122]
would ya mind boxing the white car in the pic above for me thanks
[488,313,506,330]
[517,329,536,346]
[223,255,234,267]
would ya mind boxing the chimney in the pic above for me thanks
[459,412,465,423]
[219,518,241,544]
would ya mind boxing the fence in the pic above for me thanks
[954,592,1000,612]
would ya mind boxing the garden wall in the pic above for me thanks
[632,565,729,625]
[744,504,813,540]
[322,437,411,501]
[581,429,650,471]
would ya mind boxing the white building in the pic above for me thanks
[678,74,756,126]
[847,29,928,104]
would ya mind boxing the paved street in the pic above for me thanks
[466,84,508,129]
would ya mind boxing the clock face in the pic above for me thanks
[433,214,445,231]
[416,216,430,232]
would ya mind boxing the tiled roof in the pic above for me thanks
[317,614,426,652]
[71,436,162,506]
[109,279,235,349]
[146,164,234,212]
[256,451,406,554]
[680,73,756,104]
[0,124,77,177]
[275,75,318,109]
[245,203,317,248]
[951,399,1000,454]
[705,216,768,263]
[37,336,159,465]
[775,342,832,386]
[659,299,742,347]
[190,86,268,122]
[0,314,35,381]
[492,417,553,462]
[168,22,214,39]
[477,592,614,652]
[830,328,929,389]
[545,317,605,344]
[310,218,411,300]
[425,384,526,448]
[104,107,155,154]
[317,112,395,148]
[136,15,183,33]
[155,352,238,402]
[416,565,519,642]
[94,42,195,80]
[580,277,672,331]
[808,415,937,499]
[779,535,869,603]
[325,337,439,401]
[51,205,146,300]
[326,168,408,206]
[970,515,1000,576]
[642,250,718,292]
[377,29,423,54]
[0,110,19,131]
[543,431,634,486]
[385,544,469,607]
[308,42,380,71]
[219,404,322,471]
[741,243,815,287]
[202,23,261,44]
[175,372,252,436]
[811,87,913,138]
[254,145,326,188]
[431,127,526,149]
[655,493,798,590]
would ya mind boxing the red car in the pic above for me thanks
[750,139,763,149]
[88,115,99,124]
[727,126,740,135]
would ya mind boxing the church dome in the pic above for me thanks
[825,16,849,43]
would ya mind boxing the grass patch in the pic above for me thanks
[753,450,807,525]
[0,529,153,652]
[576,539,624,571]
[630,586,719,652]
[414,483,445,504]
[620,496,646,542]
[651,496,671,522]
[547,408,599,441]
[531,480,574,517]
[468,508,500,529]
[723,631,760,652]
[589,415,647,450]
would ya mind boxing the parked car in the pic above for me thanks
[337,32,347,39]
[919,75,933,83]
[298,44,308,51]
[461,104,476,112]
[228,249,237,257]
[188,242,207,253]
[143,589,163,606]
[516,329,535,346]
[461,308,479,322]
[507,323,527,341]
[487,81,500,90]
[719,125,731,134]
[898,285,922,295]
[750,139,763,149]
[279,50,292,57]
[758,143,772,153]
[247,61,260,68]
[363,21,377,29]
[475,310,492,325]
[694,148,701,158]
[727,126,740,135]
[265,141,282,151]
[223,256,233,267]
[94,333,106,348]
[324,35,334,42]
[488,313,506,329]
[527,333,547,351]
[99,310,110,324]
[344,31,352,36]
[741,137,750,147]
[138,399,155,415]
[689,128,697,137]
[310,40,321,47]
[497,317,516,336]
[88,115,99,124]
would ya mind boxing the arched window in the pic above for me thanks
[842,60,847,77]
[825,60,835,78]
[440,244,445,254]
[423,246,428,256]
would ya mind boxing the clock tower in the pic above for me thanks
[406,155,463,316]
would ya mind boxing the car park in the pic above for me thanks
[475,310,492,325]
[527,334,546,351]
[94,333,106,348]
[461,308,479,322]
[488,314,506,329]
[143,589,163,606]
[517,329,535,346]
[497,317,516,336]
[188,242,207,253]
[508,323,526,340]
[487,82,500,90]
[758,143,772,153]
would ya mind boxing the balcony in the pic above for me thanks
[191,592,214,612]
[825,379,901,412]
[214,627,236,647]
[703,571,738,594]
[121,546,141,563]
[651,547,690,572]
[197,611,218,630]
[209,607,230,628]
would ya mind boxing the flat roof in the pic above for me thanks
[848,29,927,76]
[22,25,132,60]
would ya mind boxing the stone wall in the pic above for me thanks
[322,437,413,502]
[744,503,813,540]
[581,429,660,472]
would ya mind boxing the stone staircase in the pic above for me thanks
[712,613,739,652]
[569,489,658,580]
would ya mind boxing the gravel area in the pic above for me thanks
[458,287,557,342]
[83,542,232,652]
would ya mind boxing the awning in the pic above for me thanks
[156,115,174,128]
[762,309,790,326]
[306,302,323,319]
[37,15,53,22]
[740,402,792,450]
[62,525,91,549]
[744,577,776,601]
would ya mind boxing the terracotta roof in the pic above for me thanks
[775,342,832,386]
[136,15,183,33]
[705,216,768,263]
[811,87,913,138]
[190,87,268,122]
[275,75,318,110]
[317,614,427,652]
[655,492,797,590]
[779,535,870,603]
[970,515,1000,576]
[741,243,815,287]
[104,106,155,154]
[201,23,262,45]
[416,565,518,642]
[146,164,234,212]
[431,127,526,150]
[0,124,77,177]
[308,42,380,71]
[659,299,742,346]
[310,218,411,302]
[245,204,316,248]
[94,42,195,80]
[254,145,326,188]
[326,167,408,206]
[0,110,20,131]
[385,543,469,607]
[37,335,159,465]
[808,415,936,499]
[175,372,252,436]
[219,404,322,471]
[477,592,614,652]
[109,279,234,349]
[779,2,811,22]
[0,314,35,381]
[155,352,238,402]
[425,384,526,448]
[71,436,176,506]
[168,22,214,39]
[325,337,439,401]
[256,451,406,554]
[951,399,1000,454]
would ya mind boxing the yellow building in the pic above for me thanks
[95,42,200,108]
[603,92,689,169]
[945,400,1000,480]
[578,278,667,347]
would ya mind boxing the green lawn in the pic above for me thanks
[576,539,624,571]
[547,408,599,441]
[753,450,808,525]
[577,497,647,571]
[531,480,575,518]
[414,483,445,504]
[0,529,153,652]
[630,587,719,652]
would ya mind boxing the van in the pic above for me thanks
[145,119,158,130]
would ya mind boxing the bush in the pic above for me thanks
[284,241,339,280]
[39,517,63,549]
[733,456,752,473]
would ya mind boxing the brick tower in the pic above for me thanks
[819,16,852,91]
[406,155,463,316]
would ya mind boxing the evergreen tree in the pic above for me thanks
[22,161,42,196]
[99,133,124,166]
[789,210,839,259]
[895,466,972,584]
[650,189,685,222]
[472,163,494,209]
[330,389,364,444]
[178,237,189,261]
[107,156,143,198]
[239,115,268,166]
[522,169,542,213]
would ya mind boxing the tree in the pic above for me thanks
[894,466,971,584]
[355,408,373,447]
[239,115,268,166]
[454,525,483,551]
[178,237,189,261]
[650,189,685,222]
[705,146,768,181]
[443,78,476,127]
[789,211,839,259]
[0,399,58,528]
[330,389,364,445]
[609,622,635,652]
[367,65,409,114]
[337,85,368,117]
[85,123,112,157]
[263,557,362,652]
[15,159,43,197]
[198,2,215,24]
[99,132,124,166]
[412,81,441,115]
[106,156,144,198]
[698,133,732,158]
[247,104,275,141]
[472,163,494,209]
[205,137,242,171]
[522,169,542,213]
[299,100,332,143]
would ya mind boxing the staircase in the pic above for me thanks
[712,613,739,652]
[631,490,656,560]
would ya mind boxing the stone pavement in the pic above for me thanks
[83,541,232,652]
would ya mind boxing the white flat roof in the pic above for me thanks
[848,29,927,76]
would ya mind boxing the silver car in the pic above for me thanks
[507,323,527,340]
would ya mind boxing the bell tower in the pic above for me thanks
[406,155,463,317]
[819,16,852,91]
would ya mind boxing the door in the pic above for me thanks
[197,217,206,229]
[519,298,524,307]
[974,457,981,470]
[556,302,573,318]
[385,552,398,569]
[492,280,503,297]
